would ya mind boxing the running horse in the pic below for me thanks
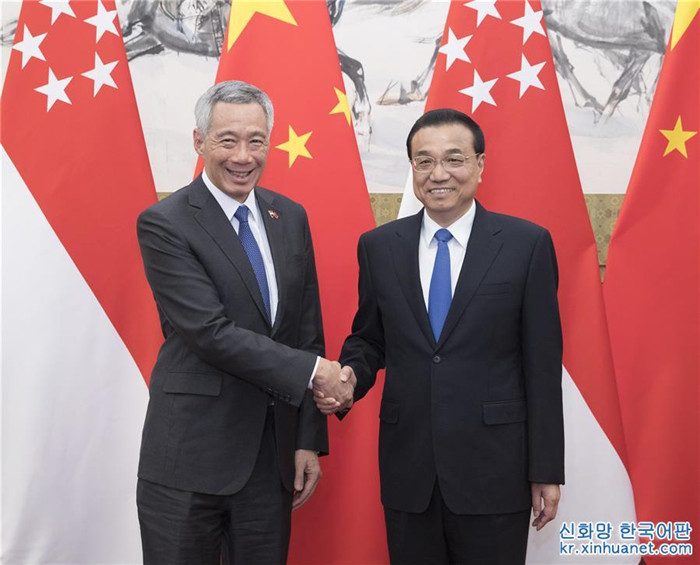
[376,0,673,122]
[544,0,672,119]
[118,0,372,143]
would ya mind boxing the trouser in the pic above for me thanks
[137,407,292,565]
[384,481,530,565]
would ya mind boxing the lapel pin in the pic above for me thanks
[268,209,279,220]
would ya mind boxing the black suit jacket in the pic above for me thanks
[136,176,328,496]
[340,202,564,515]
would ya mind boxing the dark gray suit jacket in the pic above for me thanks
[137,176,328,496]
[340,202,564,515]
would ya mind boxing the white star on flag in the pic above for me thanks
[39,0,76,24]
[510,0,545,44]
[459,69,498,112]
[35,68,73,110]
[82,53,118,95]
[84,0,118,42]
[438,28,472,71]
[507,54,546,97]
[12,25,47,69]
[463,0,501,27]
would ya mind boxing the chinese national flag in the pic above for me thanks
[603,1,699,561]
[400,1,636,561]
[210,1,383,563]
[1,0,162,562]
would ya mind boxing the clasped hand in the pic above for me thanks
[312,359,356,415]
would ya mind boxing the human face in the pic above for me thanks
[193,102,269,202]
[410,123,484,227]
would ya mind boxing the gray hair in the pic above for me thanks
[194,80,274,135]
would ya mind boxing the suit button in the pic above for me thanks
[432,355,441,364]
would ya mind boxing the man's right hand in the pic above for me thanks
[312,360,355,415]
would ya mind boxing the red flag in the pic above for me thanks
[1,0,162,561]
[603,1,699,561]
[210,1,383,563]
[1,0,161,379]
[401,1,635,560]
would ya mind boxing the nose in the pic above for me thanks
[230,142,252,163]
[429,160,450,181]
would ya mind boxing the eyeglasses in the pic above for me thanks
[410,153,482,173]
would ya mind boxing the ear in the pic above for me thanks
[193,128,204,157]
[477,153,485,183]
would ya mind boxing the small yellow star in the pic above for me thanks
[329,87,352,126]
[660,116,697,158]
[276,126,312,167]
[227,0,297,51]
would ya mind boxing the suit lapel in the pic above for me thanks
[390,211,436,347]
[189,178,271,327]
[256,189,285,336]
[437,202,503,348]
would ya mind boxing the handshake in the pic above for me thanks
[312,358,357,415]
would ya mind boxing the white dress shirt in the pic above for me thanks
[418,202,476,309]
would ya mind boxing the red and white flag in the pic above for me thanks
[207,1,383,563]
[400,1,636,561]
[1,0,162,562]
[604,1,699,561]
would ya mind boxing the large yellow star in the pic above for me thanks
[227,0,297,51]
[660,116,697,158]
[329,87,352,126]
[670,0,700,50]
[276,126,312,167]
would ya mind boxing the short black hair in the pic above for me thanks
[406,108,485,158]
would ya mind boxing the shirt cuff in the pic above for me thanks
[307,356,321,389]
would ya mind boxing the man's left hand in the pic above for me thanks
[292,449,321,510]
[531,483,560,531]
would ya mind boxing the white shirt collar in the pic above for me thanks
[201,170,261,224]
[421,201,476,249]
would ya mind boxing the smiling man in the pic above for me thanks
[135,81,349,564]
[326,109,565,564]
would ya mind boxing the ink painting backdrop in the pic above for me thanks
[1,0,675,197]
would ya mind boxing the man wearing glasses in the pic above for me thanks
[319,109,564,564]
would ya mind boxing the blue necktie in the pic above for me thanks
[234,205,271,322]
[428,228,453,340]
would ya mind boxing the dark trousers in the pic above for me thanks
[137,408,292,565]
[384,482,530,565]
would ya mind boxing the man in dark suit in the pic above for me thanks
[317,109,564,564]
[136,81,352,565]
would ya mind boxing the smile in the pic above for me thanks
[428,187,455,194]
[226,168,253,180]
